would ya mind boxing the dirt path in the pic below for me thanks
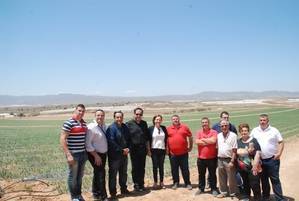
[1,136,299,201]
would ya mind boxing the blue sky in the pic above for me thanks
[0,0,298,96]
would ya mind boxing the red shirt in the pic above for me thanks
[196,129,217,159]
[167,123,192,155]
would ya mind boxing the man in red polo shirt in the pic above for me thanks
[167,114,193,190]
[195,117,219,196]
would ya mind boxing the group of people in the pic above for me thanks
[195,112,286,201]
[60,104,287,201]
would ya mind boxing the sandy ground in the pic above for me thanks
[1,136,298,201]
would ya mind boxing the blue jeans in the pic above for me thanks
[67,151,87,200]
[261,158,285,201]
[169,153,191,185]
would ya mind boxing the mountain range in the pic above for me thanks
[0,91,299,106]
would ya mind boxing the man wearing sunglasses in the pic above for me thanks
[126,107,151,192]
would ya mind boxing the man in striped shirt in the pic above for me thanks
[60,104,88,201]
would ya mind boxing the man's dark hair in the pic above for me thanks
[95,109,105,114]
[114,110,123,118]
[134,107,143,114]
[76,104,85,110]
[220,111,229,118]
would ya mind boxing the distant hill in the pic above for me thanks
[0,91,299,106]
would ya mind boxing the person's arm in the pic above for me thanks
[237,148,248,156]
[195,131,205,145]
[86,129,102,166]
[237,139,248,156]
[201,136,217,144]
[122,124,130,156]
[229,135,238,167]
[187,136,193,152]
[274,141,284,160]
[146,141,151,156]
[163,126,169,155]
[228,148,237,167]
[195,138,207,145]
[60,130,74,165]
[252,150,261,175]
[145,123,151,156]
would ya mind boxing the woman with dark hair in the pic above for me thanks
[237,123,262,201]
[148,115,168,189]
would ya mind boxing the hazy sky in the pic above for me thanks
[1,0,298,96]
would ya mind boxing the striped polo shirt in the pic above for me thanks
[62,118,87,153]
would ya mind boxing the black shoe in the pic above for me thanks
[139,186,146,192]
[134,185,143,192]
[262,197,271,201]
[172,183,179,190]
[121,189,131,195]
[110,193,117,200]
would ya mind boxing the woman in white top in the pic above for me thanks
[148,115,168,189]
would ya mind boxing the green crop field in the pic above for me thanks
[1,105,299,193]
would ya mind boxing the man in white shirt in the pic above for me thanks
[86,109,108,201]
[217,120,238,198]
[251,114,286,201]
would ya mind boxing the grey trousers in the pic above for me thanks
[218,158,239,195]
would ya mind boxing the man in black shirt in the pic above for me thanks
[126,107,150,192]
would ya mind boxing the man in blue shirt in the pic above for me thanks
[106,111,131,199]
[212,111,237,134]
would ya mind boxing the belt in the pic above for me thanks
[262,156,274,161]
[218,157,231,160]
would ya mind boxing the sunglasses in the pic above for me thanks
[221,125,228,127]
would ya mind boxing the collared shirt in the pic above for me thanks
[62,118,87,153]
[167,123,192,155]
[126,119,149,145]
[196,128,218,159]
[106,122,130,156]
[217,131,237,158]
[86,120,108,153]
[251,125,283,159]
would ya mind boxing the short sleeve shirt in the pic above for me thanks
[196,129,218,159]
[251,125,283,159]
[62,118,87,153]
[217,131,237,158]
[167,123,192,156]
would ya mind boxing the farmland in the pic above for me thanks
[1,104,299,194]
